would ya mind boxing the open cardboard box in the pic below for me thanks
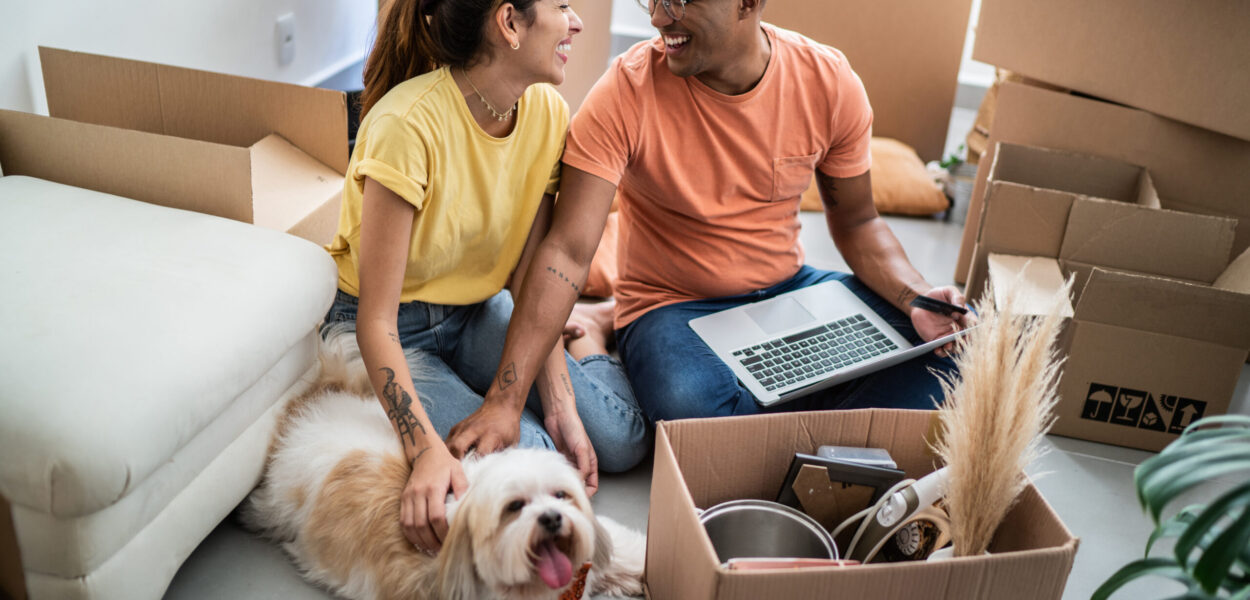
[967,144,1250,450]
[987,253,1250,452]
[973,0,1250,142]
[953,82,1250,287]
[0,47,348,245]
[646,410,1078,600]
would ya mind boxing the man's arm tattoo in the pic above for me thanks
[379,367,426,446]
[387,331,400,344]
[895,287,917,307]
[497,362,518,391]
[560,373,574,397]
[821,176,839,208]
[545,266,581,294]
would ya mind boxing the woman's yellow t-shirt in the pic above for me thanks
[327,67,568,305]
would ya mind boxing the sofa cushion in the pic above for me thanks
[0,176,337,517]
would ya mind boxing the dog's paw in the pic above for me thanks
[590,516,646,597]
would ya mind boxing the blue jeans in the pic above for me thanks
[617,266,957,421]
[324,290,650,472]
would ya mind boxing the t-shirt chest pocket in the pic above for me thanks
[771,151,821,202]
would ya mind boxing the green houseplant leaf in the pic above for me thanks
[1097,416,1250,599]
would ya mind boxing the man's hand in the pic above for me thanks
[544,409,600,496]
[910,286,976,357]
[400,444,468,554]
[446,401,523,458]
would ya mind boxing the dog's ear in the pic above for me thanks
[433,509,482,600]
[593,516,614,567]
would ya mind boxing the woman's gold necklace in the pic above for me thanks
[462,68,516,122]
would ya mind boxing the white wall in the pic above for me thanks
[0,0,378,114]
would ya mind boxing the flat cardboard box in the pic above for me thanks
[973,0,1250,142]
[13,47,348,246]
[987,254,1250,452]
[965,142,1236,301]
[954,82,1250,285]
[646,410,1078,599]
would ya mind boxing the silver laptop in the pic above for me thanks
[689,280,967,407]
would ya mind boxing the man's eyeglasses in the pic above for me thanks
[635,0,687,21]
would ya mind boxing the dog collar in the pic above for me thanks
[559,562,593,600]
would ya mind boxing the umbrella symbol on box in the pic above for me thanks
[1082,384,1116,422]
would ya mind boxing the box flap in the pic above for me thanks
[1074,268,1250,349]
[988,142,1147,204]
[978,182,1073,257]
[987,254,1073,318]
[1060,199,1236,284]
[0,109,253,222]
[250,133,344,241]
[955,83,1250,285]
[1137,171,1161,209]
[1214,247,1250,294]
[39,47,348,174]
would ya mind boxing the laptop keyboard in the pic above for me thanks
[731,314,899,393]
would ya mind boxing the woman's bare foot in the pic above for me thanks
[564,300,616,361]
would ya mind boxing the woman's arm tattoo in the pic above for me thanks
[379,367,425,446]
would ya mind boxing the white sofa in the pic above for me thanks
[0,175,337,599]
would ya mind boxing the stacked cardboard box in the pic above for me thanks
[957,1,1250,449]
[0,47,348,246]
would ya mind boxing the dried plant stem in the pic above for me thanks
[933,273,1072,556]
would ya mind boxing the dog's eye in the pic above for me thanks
[554,490,569,500]
[506,499,525,512]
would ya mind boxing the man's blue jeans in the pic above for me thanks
[324,290,651,472]
[616,266,957,421]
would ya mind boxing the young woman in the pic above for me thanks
[322,0,649,556]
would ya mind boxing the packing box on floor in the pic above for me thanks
[0,47,348,245]
[966,143,1250,451]
[973,0,1250,142]
[954,82,1250,286]
[644,410,1079,600]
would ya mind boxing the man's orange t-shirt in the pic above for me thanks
[564,24,874,329]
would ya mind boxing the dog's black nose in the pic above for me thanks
[538,510,562,533]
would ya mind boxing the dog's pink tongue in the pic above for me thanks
[536,540,573,589]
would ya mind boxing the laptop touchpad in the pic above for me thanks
[745,297,815,335]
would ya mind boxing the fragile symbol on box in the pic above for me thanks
[1080,383,1207,434]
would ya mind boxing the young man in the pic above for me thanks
[447,0,973,455]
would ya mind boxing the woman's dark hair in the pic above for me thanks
[360,0,539,118]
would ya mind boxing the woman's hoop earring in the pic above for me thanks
[511,40,520,50]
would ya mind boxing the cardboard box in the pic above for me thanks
[764,0,972,162]
[988,253,1250,452]
[973,0,1250,142]
[9,47,348,246]
[646,410,1078,599]
[954,82,1250,285]
[968,143,1250,450]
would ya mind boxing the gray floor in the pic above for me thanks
[164,111,1250,600]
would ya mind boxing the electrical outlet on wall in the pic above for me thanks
[276,13,296,66]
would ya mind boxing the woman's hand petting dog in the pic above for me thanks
[544,408,600,497]
[402,443,468,553]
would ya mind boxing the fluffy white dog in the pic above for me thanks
[242,329,645,600]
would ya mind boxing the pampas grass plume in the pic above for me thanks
[932,270,1072,556]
